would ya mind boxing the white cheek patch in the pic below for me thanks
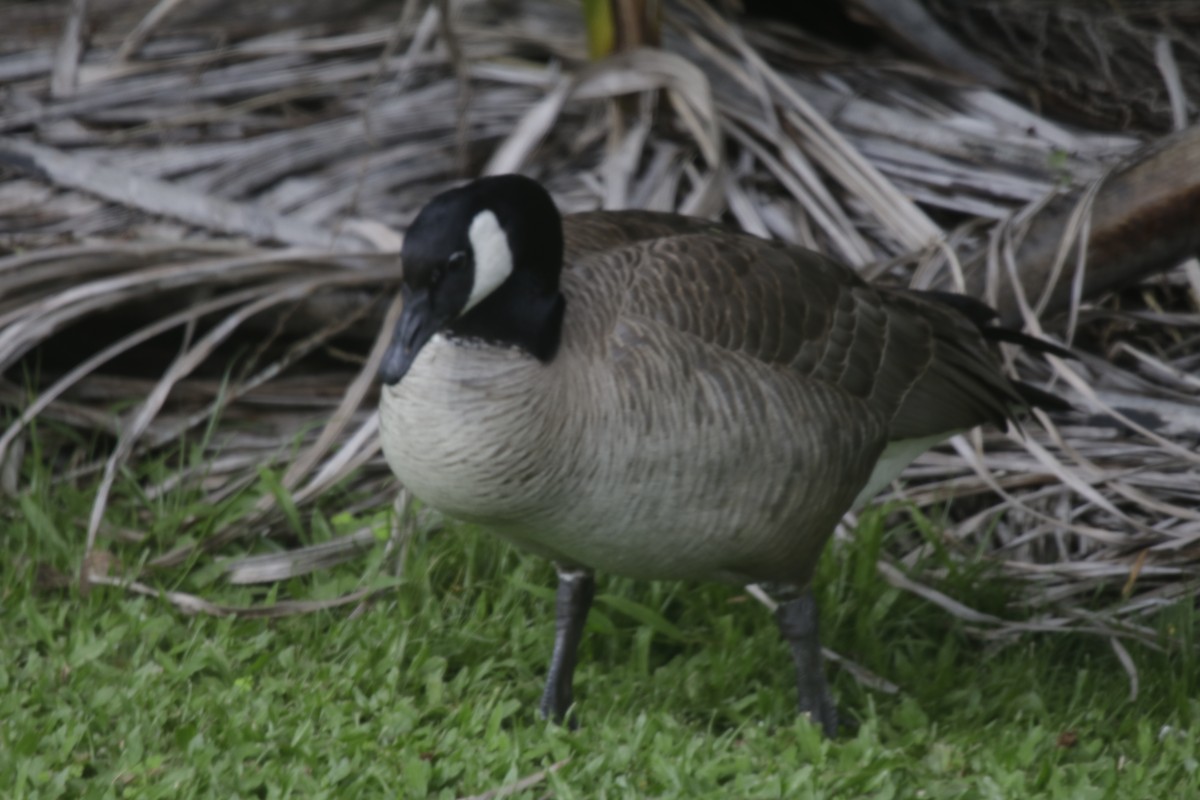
[462,210,513,314]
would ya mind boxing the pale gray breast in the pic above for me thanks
[379,334,569,530]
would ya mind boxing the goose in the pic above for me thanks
[377,174,1066,736]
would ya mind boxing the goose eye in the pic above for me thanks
[432,251,466,286]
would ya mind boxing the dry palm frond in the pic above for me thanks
[924,0,1200,133]
[1,0,1197,646]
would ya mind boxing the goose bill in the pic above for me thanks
[380,288,442,385]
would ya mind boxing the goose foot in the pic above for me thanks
[539,566,595,727]
[774,587,838,738]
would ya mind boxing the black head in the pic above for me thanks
[379,175,567,385]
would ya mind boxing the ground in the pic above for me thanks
[2,451,1197,799]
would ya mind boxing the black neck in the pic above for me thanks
[445,271,565,361]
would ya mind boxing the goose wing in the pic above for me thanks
[562,216,1023,443]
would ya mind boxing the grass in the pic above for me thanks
[3,436,1199,799]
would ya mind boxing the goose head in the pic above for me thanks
[380,175,567,385]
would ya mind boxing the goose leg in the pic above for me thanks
[539,566,595,725]
[774,587,838,737]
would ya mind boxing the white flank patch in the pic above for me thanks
[462,209,513,314]
[851,432,959,512]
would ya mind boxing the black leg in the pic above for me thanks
[774,587,838,737]
[539,566,595,725]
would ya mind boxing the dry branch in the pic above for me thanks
[943,125,1200,325]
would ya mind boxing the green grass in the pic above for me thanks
[3,443,1198,799]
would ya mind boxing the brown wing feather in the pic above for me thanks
[562,212,1024,444]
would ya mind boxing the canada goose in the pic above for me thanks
[377,174,1066,736]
